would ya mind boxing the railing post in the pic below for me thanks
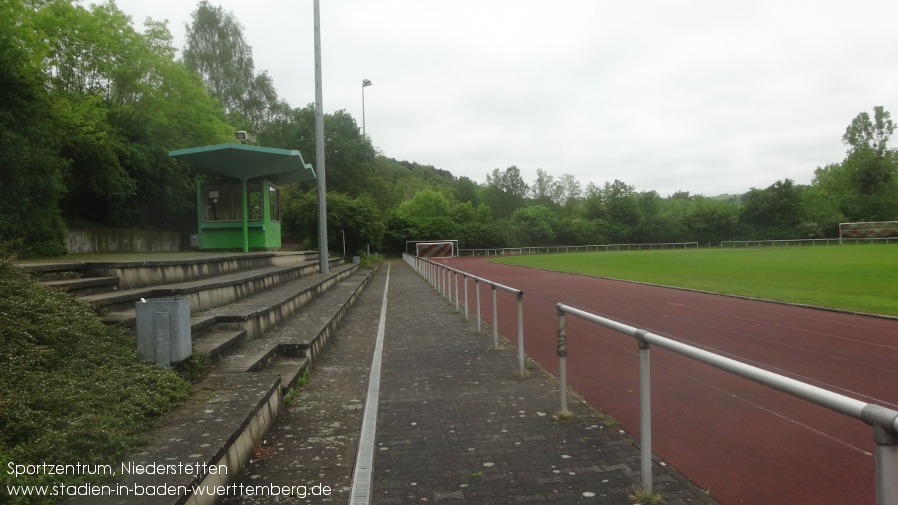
[874,425,898,505]
[517,292,525,375]
[454,270,460,313]
[444,266,451,301]
[463,274,469,321]
[491,284,499,349]
[635,330,653,496]
[556,305,568,415]
[475,278,482,333]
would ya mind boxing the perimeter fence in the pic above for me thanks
[402,253,526,375]
[460,242,698,257]
[553,303,898,503]
[722,237,898,247]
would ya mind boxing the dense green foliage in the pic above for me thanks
[493,245,898,316]
[1,0,232,257]
[0,256,192,503]
[2,1,896,259]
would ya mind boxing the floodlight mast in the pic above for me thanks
[314,0,328,273]
[362,79,372,136]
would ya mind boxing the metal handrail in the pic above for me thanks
[403,254,526,374]
[555,302,898,503]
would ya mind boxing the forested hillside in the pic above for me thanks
[3,0,897,257]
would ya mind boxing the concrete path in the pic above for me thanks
[224,261,714,504]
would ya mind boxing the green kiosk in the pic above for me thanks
[169,143,316,252]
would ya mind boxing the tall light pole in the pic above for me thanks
[362,78,372,136]
[314,0,328,273]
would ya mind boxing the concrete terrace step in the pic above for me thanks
[213,268,374,377]
[82,260,322,312]
[73,372,284,505]
[18,261,88,281]
[83,251,319,290]
[42,276,120,295]
[193,328,247,360]
[68,264,380,505]
[89,259,344,327]
[199,263,359,341]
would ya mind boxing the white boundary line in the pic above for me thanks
[349,262,390,505]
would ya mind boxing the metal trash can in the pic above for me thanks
[135,297,192,367]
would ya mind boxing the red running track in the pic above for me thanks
[437,256,898,505]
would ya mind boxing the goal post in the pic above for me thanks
[838,221,898,244]
[407,240,458,258]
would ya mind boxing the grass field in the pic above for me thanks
[490,244,898,317]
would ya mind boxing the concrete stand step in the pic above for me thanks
[67,263,380,505]
[77,372,284,505]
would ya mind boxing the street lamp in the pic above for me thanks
[362,78,372,136]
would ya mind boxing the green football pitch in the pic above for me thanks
[489,244,898,317]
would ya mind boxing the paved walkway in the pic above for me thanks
[225,261,715,504]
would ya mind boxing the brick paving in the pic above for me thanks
[226,261,716,504]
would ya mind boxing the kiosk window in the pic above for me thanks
[269,186,280,222]
[248,188,263,221]
[203,184,263,222]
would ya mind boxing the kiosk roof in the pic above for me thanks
[169,143,316,185]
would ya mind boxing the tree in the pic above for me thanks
[512,205,557,246]
[0,0,68,256]
[282,191,385,254]
[603,180,641,230]
[529,168,556,205]
[183,0,289,132]
[810,107,898,223]
[452,176,480,206]
[843,106,895,157]
[261,105,376,197]
[396,189,451,218]
[842,106,897,200]
[739,179,803,239]
[183,1,255,121]
[555,174,583,208]
[483,166,528,218]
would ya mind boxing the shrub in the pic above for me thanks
[0,256,191,503]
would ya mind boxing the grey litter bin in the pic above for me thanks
[135,297,192,367]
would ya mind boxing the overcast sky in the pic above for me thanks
[111,0,898,197]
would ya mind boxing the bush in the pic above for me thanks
[0,256,191,503]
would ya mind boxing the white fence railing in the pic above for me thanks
[403,253,526,375]
[722,237,898,247]
[460,242,699,256]
[555,302,898,503]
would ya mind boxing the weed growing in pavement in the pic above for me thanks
[285,388,298,406]
[553,410,574,422]
[297,368,310,387]
[285,369,311,406]
[628,486,666,504]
